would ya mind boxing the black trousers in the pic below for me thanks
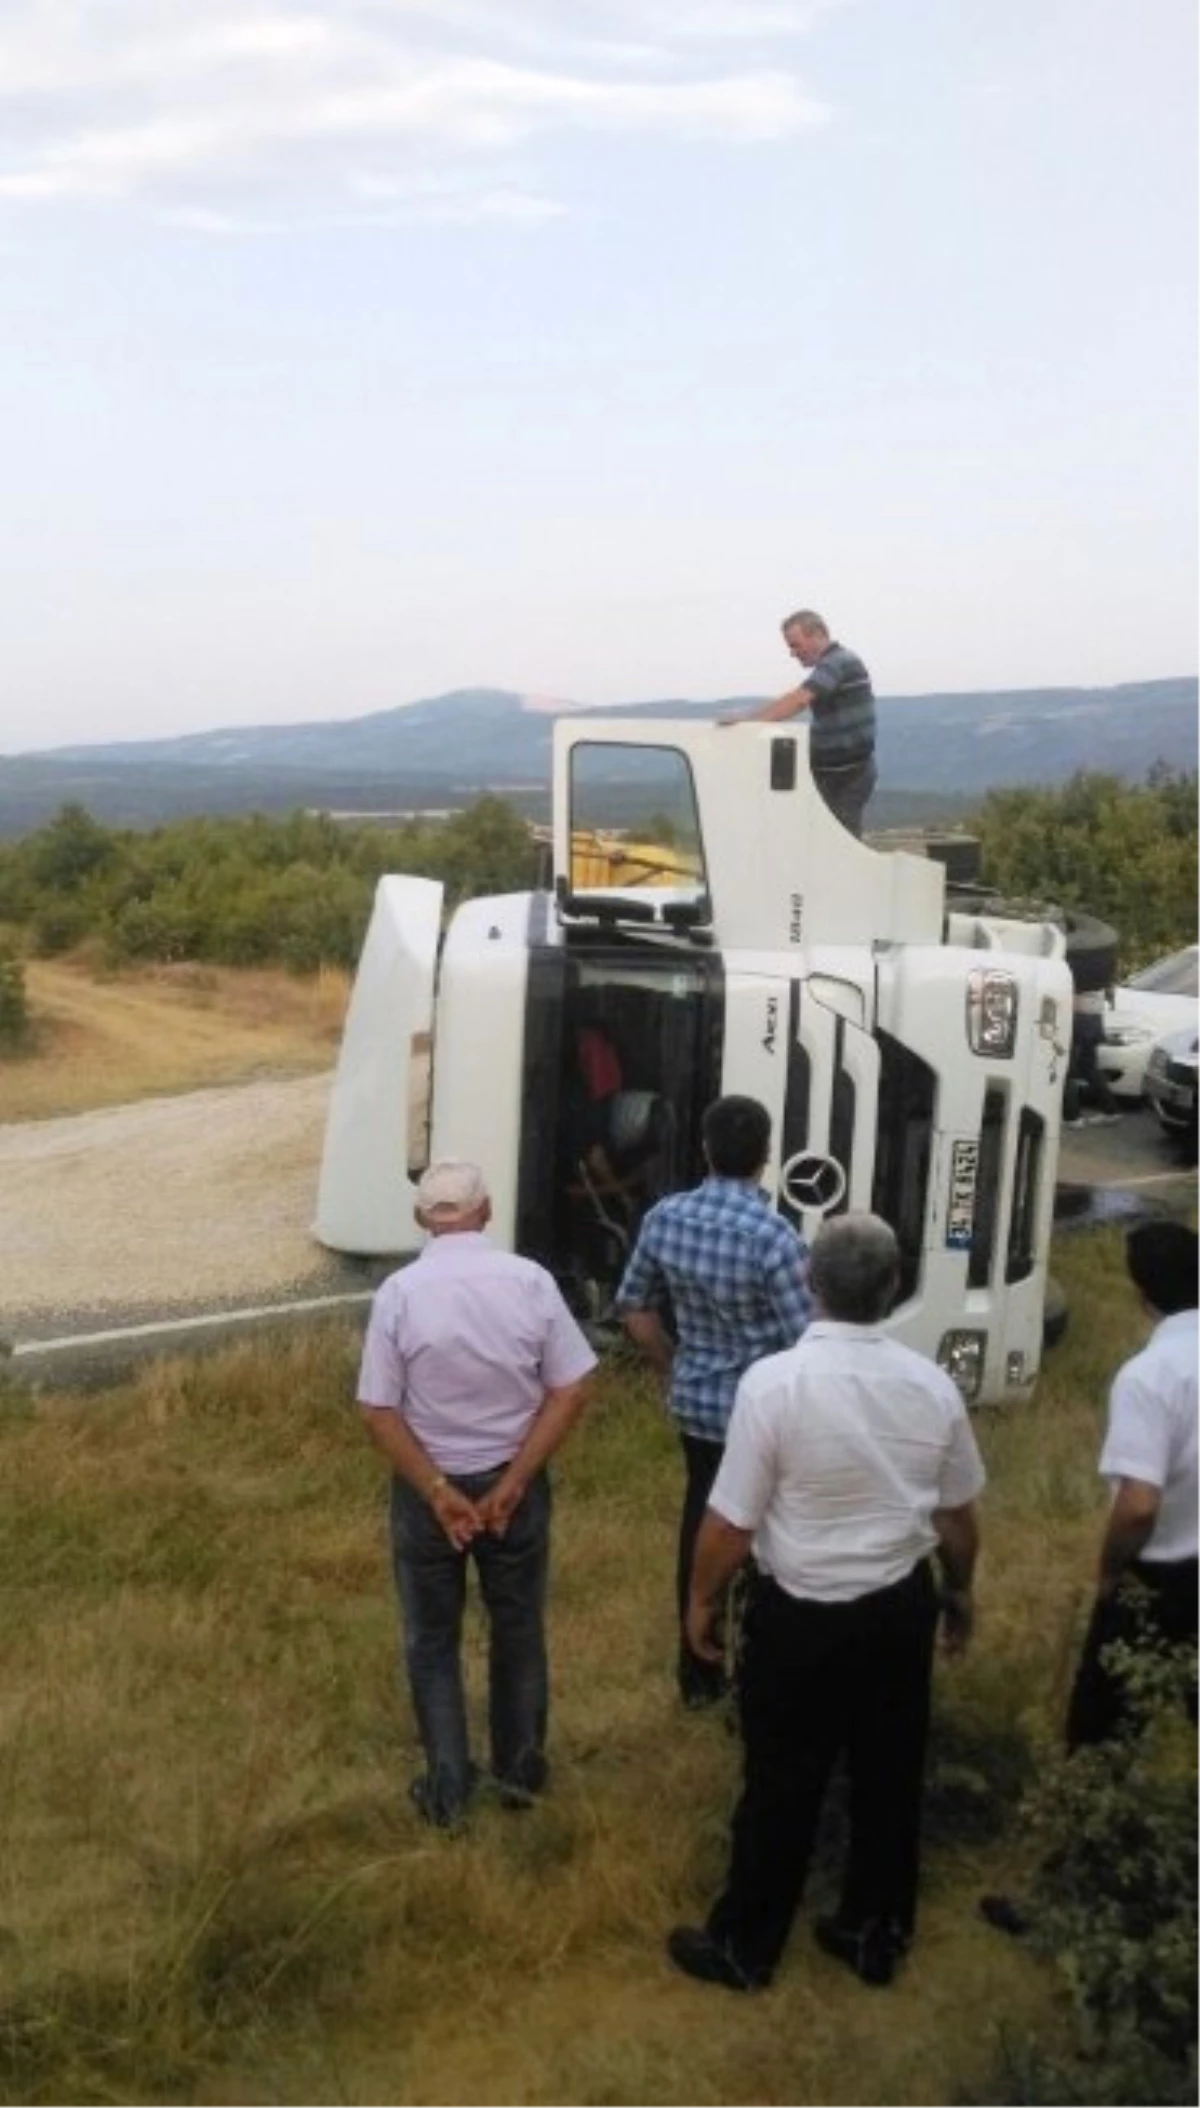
[1066,1556,1198,1751]
[813,754,877,839]
[707,1561,939,1981]
[677,1432,726,1698]
[1069,1012,1120,1114]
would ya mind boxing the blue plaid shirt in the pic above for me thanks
[615,1178,812,1442]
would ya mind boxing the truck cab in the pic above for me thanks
[316,718,1072,1403]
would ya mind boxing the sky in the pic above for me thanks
[0,0,1196,753]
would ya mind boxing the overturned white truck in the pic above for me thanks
[316,718,1073,1404]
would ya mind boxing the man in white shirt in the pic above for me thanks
[667,1212,985,1993]
[358,1159,597,1827]
[1065,1219,1198,1749]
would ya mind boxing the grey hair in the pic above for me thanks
[781,608,828,636]
[808,1213,900,1324]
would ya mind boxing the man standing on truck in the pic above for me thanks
[357,1159,596,1827]
[721,609,877,838]
[615,1096,812,1708]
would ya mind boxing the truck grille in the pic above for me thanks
[1006,1108,1044,1284]
[967,1088,1006,1288]
[871,1032,935,1305]
[968,1093,1043,1289]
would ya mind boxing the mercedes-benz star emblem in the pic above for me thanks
[780,1151,846,1214]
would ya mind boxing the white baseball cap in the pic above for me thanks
[415,1159,489,1220]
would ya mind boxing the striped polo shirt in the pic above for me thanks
[805,642,876,767]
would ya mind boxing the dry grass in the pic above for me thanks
[0,957,349,1121]
[0,1229,1157,2106]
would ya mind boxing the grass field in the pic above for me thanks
[0,1225,1165,2107]
[0,958,349,1122]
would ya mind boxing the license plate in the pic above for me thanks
[946,1138,979,1248]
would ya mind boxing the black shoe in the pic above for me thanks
[493,1751,548,1810]
[979,1892,1031,1938]
[409,1767,477,1829]
[814,1914,905,1988]
[666,1925,765,1993]
[494,1777,547,1812]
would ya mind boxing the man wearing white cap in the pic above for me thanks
[358,1159,597,1826]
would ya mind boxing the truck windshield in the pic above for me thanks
[567,741,708,904]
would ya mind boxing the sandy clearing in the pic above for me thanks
[0,1073,379,1336]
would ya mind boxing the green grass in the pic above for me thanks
[0,1228,1177,2104]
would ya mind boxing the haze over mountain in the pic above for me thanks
[1,678,1194,838]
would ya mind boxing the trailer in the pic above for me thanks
[316,717,1072,1404]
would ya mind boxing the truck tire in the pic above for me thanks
[1043,1274,1069,1351]
[925,835,983,885]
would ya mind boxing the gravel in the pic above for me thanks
[0,1073,384,1340]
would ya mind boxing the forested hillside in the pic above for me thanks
[0,772,1193,1031]
[0,797,535,982]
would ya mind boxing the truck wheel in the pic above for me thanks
[1043,1275,1069,1350]
[925,835,983,885]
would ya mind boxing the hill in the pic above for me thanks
[0,677,1194,836]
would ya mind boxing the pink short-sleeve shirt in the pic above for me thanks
[358,1231,597,1474]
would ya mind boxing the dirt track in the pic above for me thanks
[2,1076,1192,1360]
[0,1073,375,1341]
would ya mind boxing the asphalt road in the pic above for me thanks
[1056,1100,1197,1218]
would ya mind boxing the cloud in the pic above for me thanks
[0,1,834,223]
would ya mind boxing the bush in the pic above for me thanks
[0,797,538,973]
[0,945,29,1053]
[975,770,1198,971]
[975,1642,1197,2105]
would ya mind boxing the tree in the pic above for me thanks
[975,771,1197,971]
[28,804,116,892]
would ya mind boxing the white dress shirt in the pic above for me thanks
[1099,1307,1198,1563]
[710,1320,986,1604]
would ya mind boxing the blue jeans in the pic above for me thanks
[389,1467,551,1819]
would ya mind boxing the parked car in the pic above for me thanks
[1143,1022,1199,1153]
[1098,943,1199,1099]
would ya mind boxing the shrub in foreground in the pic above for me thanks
[975,1642,1197,2106]
[0,946,29,1054]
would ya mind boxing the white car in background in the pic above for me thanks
[1098,943,1200,1099]
[1143,1023,1199,1151]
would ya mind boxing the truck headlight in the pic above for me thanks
[937,1328,987,1402]
[966,968,1018,1057]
